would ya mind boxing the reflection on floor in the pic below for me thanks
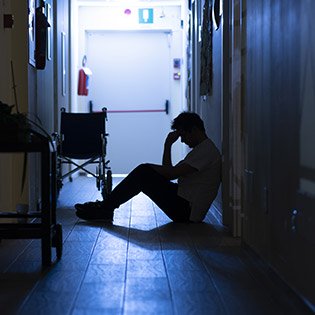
[0,176,312,315]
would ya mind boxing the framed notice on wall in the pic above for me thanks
[28,0,36,66]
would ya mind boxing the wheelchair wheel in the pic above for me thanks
[96,166,100,190]
[101,181,106,200]
[107,170,113,194]
[101,170,112,200]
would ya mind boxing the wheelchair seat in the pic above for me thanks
[55,107,112,199]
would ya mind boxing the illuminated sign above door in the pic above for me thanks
[138,8,154,24]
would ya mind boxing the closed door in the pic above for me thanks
[87,31,172,174]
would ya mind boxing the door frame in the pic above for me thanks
[222,0,245,237]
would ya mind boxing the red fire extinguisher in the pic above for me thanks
[78,55,92,95]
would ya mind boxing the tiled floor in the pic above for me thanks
[0,176,312,315]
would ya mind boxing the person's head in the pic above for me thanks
[171,112,207,147]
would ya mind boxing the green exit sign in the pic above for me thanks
[138,8,154,24]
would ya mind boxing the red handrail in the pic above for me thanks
[89,100,169,115]
[107,109,165,113]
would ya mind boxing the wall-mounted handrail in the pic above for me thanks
[89,100,169,115]
[107,109,165,113]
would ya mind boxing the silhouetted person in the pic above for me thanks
[75,112,221,223]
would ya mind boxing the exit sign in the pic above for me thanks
[138,8,154,24]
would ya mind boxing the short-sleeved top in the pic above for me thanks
[177,138,221,222]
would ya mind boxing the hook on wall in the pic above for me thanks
[82,55,87,67]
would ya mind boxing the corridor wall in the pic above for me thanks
[243,0,315,306]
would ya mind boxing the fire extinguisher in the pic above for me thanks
[78,55,92,96]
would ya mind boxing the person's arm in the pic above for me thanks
[150,131,197,179]
[162,131,179,166]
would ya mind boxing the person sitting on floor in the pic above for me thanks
[75,111,221,223]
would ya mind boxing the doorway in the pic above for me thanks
[86,30,172,173]
[71,2,188,174]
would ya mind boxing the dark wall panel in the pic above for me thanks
[244,0,315,305]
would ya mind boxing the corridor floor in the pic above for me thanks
[0,176,312,315]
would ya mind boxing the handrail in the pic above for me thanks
[89,100,169,114]
[107,109,165,113]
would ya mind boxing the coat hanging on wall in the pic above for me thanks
[78,55,92,96]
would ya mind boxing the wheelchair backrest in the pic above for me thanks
[60,111,106,159]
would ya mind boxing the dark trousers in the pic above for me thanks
[106,164,191,222]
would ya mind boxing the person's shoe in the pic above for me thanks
[76,208,114,222]
[75,200,105,211]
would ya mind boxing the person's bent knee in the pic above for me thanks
[134,163,152,173]
[134,163,158,174]
[131,163,156,179]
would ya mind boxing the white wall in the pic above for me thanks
[75,4,186,115]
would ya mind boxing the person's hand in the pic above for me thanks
[165,131,180,147]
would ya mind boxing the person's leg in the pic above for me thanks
[136,169,190,222]
[76,164,191,222]
[115,164,191,222]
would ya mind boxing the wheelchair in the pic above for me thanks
[53,107,112,200]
